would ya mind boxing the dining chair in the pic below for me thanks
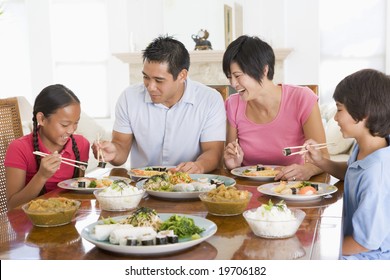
[207,85,232,100]
[301,84,319,95]
[0,97,24,214]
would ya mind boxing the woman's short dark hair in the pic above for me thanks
[333,69,390,137]
[222,35,275,83]
[142,36,190,80]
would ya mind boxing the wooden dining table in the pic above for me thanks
[0,167,344,260]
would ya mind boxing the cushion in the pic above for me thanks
[325,117,354,155]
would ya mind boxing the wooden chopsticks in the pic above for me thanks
[283,142,335,156]
[96,133,106,168]
[33,151,87,170]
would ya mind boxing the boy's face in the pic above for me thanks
[334,102,366,138]
[142,61,187,108]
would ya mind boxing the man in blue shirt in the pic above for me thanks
[94,36,226,173]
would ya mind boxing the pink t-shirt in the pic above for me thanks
[225,84,318,166]
[4,132,90,192]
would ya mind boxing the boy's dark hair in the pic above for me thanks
[333,69,390,137]
[32,84,82,185]
[222,35,275,83]
[142,35,190,80]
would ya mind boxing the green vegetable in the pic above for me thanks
[263,199,286,211]
[88,181,97,188]
[102,217,117,224]
[159,215,204,238]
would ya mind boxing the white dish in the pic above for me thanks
[128,166,176,180]
[137,174,236,200]
[257,181,338,201]
[57,176,132,193]
[231,165,281,182]
[81,213,217,255]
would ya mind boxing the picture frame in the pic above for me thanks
[224,5,233,49]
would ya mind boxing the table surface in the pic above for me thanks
[0,167,344,260]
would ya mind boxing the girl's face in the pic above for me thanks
[228,62,263,101]
[38,103,81,151]
[142,61,187,108]
[334,102,365,138]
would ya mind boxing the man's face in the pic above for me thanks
[142,61,187,108]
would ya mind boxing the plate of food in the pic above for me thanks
[128,166,176,180]
[57,176,132,193]
[257,181,338,201]
[81,207,217,255]
[137,173,236,199]
[231,165,281,181]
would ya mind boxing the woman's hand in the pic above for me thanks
[223,140,244,170]
[37,152,62,179]
[274,163,315,181]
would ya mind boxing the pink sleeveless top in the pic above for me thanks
[225,84,318,166]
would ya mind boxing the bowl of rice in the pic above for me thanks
[94,180,144,211]
[243,201,305,239]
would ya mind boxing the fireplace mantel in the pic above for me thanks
[114,49,293,85]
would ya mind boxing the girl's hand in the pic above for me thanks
[37,152,62,179]
[224,140,244,170]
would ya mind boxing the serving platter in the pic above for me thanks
[81,213,217,255]
[257,181,338,201]
[137,174,236,200]
[128,166,176,180]
[231,165,281,182]
[57,176,132,193]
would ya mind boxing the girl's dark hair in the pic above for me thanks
[33,84,82,188]
[333,69,390,137]
[142,35,190,80]
[222,35,275,83]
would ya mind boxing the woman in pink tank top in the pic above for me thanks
[222,35,328,181]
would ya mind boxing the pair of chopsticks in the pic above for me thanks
[283,142,335,156]
[96,133,106,163]
[33,151,87,170]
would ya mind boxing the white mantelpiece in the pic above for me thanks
[113,49,292,85]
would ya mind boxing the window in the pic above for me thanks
[51,0,110,118]
[319,0,386,104]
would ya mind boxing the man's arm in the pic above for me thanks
[175,141,224,173]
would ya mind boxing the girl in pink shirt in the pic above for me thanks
[5,85,90,209]
[222,35,327,181]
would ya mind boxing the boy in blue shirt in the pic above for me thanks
[304,69,390,259]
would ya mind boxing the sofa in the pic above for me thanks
[320,102,354,161]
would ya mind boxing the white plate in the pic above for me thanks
[81,213,217,255]
[231,165,281,181]
[257,181,338,201]
[128,166,176,180]
[137,174,236,200]
[57,176,132,193]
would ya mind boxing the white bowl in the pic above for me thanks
[94,188,144,211]
[243,208,306,239]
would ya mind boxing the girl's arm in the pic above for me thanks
[6,153,61,209]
